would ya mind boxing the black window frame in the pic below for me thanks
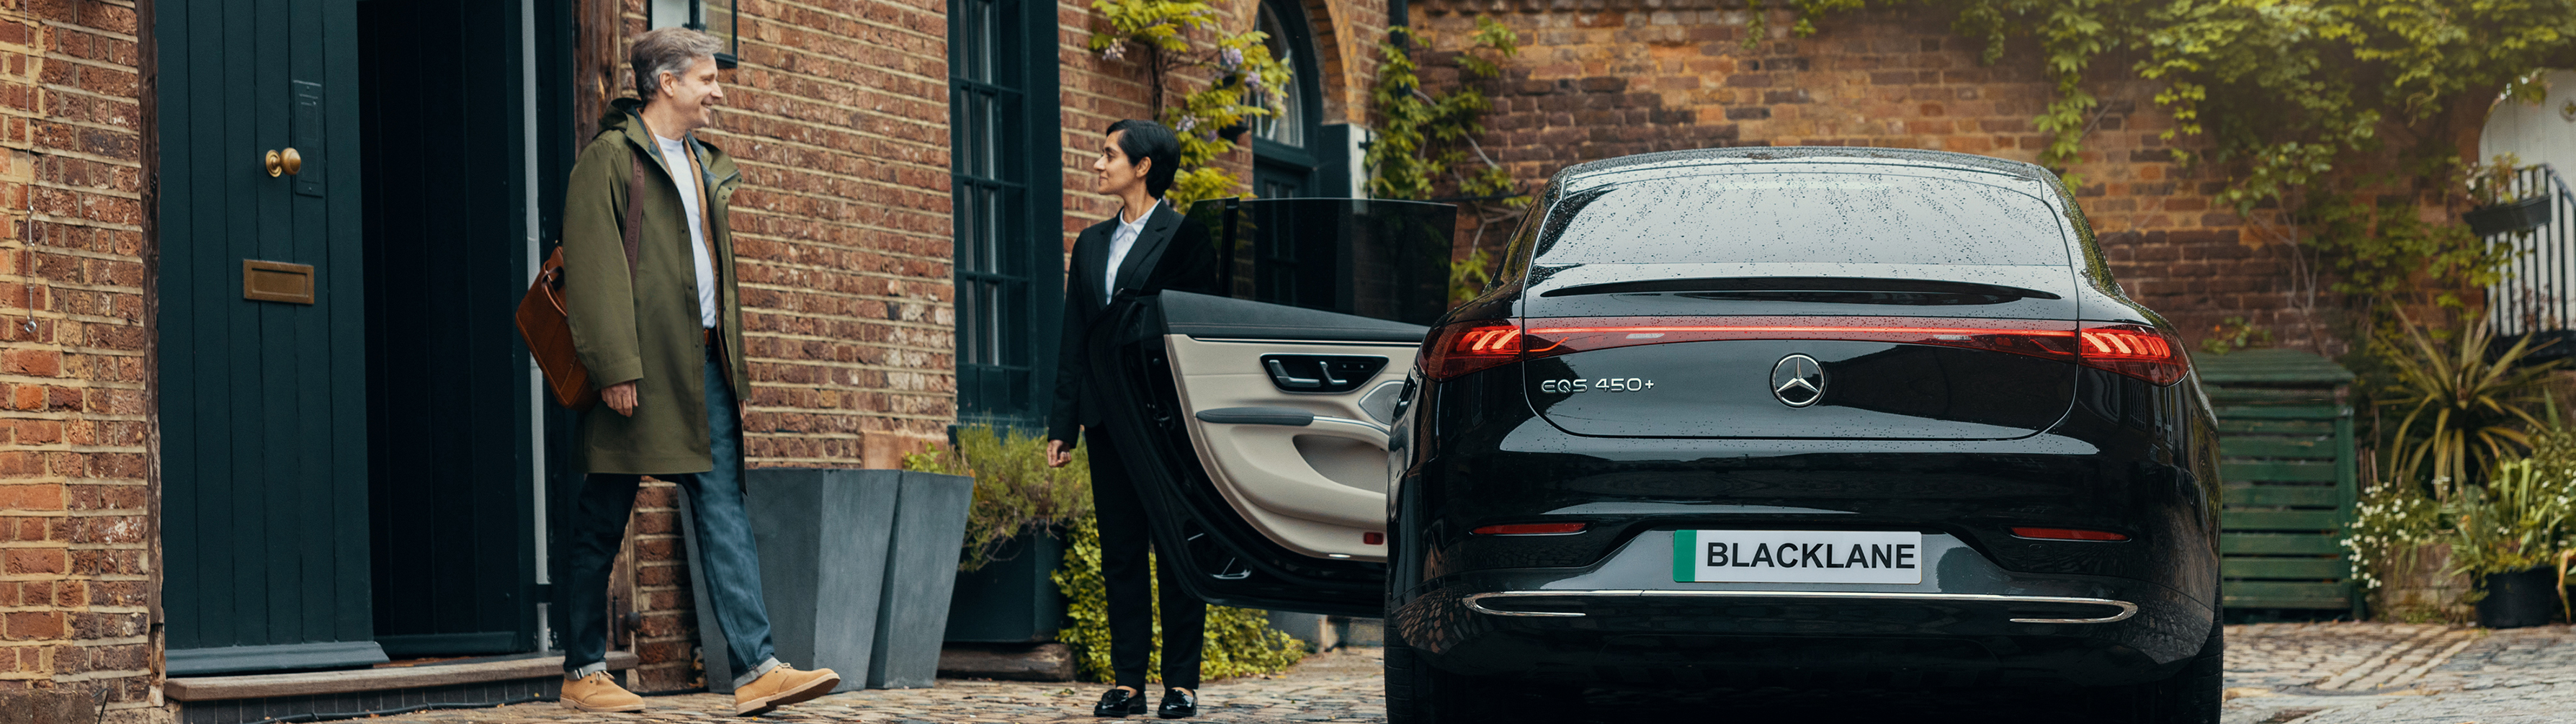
[949,0,1063,429]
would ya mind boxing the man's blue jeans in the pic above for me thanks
[562,350,779,687]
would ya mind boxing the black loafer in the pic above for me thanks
[1094,687,1147,718]
[1157,687,1197,719]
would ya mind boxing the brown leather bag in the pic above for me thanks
[518,154,648,410]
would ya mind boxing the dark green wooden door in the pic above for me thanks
[157,0,379,675]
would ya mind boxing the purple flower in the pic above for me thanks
[1177,117,1199,133]
[1103,43,1127,62]
[1219,47,1243,69]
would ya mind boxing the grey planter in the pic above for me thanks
[683,468,972,692]
[867,471,972,688]
[687,468,896,694]
[944,532,1067,643]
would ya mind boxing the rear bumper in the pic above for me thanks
[1462,589,2137,624]
[1390,532,2214,687]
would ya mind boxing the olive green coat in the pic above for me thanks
[563,100,748,475]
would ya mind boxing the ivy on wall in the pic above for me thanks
[1367,17,1526,303]
[1091,0,1295,207]
[1754,0,2574,210]
[1745,0,2572,316]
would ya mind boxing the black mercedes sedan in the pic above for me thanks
[1078,148,2220,724]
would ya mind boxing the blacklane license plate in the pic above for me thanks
[1672,529,1924,584]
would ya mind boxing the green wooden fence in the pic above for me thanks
[2197,349,2363,616]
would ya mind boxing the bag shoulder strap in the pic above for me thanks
[621,146,645,282]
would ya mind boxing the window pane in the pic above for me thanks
[1251,1,1303,148]
[950,0,1042,421]
[1186,199,1457,326]
[960,0,995,82]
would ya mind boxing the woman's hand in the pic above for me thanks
[1046,439,1073,468]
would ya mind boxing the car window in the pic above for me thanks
[1534,172,2072,267]
[1181,198,1458,326]
[1488,195,1548,290]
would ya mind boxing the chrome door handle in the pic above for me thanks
[1265,359,1322,388]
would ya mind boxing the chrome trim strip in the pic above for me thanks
[1311,415,1392,435]
[1186,337,1423,347]
[1461,590,2139,624]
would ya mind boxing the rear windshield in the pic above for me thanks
[1534,172,2072,266]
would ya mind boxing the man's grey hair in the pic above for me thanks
[631,27,724,102]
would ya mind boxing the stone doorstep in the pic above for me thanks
[936,643,1075,681]
[164,651,642,702]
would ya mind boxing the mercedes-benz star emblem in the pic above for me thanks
[1771,354,1825,408]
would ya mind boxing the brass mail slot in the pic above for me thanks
[242,259,316,304]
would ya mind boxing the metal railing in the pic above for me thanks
[2484,164,2576,351]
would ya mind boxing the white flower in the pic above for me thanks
[1103,43,1127,62]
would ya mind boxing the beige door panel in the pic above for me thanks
[1166,336,1417,562]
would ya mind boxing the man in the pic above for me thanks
[1045,120,1216,719]
[555,27,839,716]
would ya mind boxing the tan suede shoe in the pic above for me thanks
[732,663,841,716]
[560,671,645,712]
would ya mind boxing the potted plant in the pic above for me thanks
[905,426,1094,643]
[2349,313,2563,622]
[2443,428,2576,628]
[2462,153,2552,237]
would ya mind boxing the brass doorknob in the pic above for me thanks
[264,148,303,176]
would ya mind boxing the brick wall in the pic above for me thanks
[0,0,156,721]
[622,481,691,691]
[1410,0,2342,352]
[591,0,954,692]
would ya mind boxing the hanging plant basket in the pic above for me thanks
[2464,195,2552,236]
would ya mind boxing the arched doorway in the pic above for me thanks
[2477,70,2576,355]
[1251,0,1325,198]
[2482,70,2576,173]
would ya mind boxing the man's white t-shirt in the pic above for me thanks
[655,134,720,329]
[1102,200,1157,304]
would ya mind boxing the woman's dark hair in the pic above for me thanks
[1105,119,1182,199]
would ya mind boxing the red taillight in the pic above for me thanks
[2075,325,2189,385]
[1472,522,1588,535]
[1426,316,2187,385]
[1363,532,1385,545]
[1515,316,2081,362]
[1423,319,1526,380]
[2010,527,2130,541]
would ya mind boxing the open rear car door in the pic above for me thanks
[1084,198,1455,617]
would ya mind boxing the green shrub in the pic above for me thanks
[2343,474,2446,593]
[911,426,1307,680]
[1052,515,1307,683]
[2445,426,2576,581]
[903,426,1094,572]
[2373,313,2562,501]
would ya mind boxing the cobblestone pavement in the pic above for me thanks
[2222,622,2576,724]
[361,624,2576,724]
[372,649,1386,724]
